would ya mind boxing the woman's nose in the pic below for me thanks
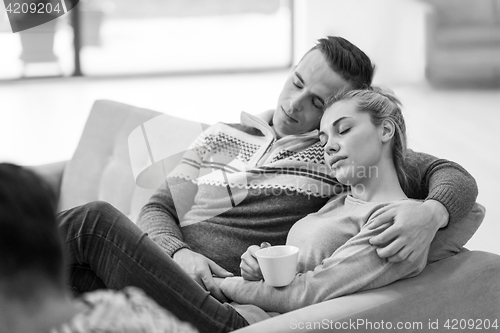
[325,141,340,155]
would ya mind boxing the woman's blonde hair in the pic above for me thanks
[324,86,410,192]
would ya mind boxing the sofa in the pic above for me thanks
[33,100,500,332]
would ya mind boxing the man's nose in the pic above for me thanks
[289,92,305,113]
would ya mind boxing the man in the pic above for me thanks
[61,36,477,302]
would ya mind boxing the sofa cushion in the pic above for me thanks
[59,100,208,222]
[428,202,485,263]
[233,250,500,333]
[59,100,161,218]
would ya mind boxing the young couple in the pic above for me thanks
[2,36,477,333]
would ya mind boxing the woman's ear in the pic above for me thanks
[380,119,395,143]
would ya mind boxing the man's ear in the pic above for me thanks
[380,119,395,143]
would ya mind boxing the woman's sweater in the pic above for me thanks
[220,194,429,323]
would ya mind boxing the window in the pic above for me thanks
[0,0,293,79]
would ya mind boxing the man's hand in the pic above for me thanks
[368,200,449,263]
[240,245,263,281]
[172,248,233,302]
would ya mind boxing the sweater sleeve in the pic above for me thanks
[220,218,428,313]
[136,178,198,257]
[404,149,478,225]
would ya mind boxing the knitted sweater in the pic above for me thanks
[220,194,429,323]
[137,111,478,275]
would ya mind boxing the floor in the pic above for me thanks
[1,73,499,255]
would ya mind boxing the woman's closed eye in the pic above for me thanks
[339,127,351,135]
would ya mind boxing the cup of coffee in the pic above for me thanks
[255,245,299,287]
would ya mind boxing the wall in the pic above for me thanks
[293,0,429,85]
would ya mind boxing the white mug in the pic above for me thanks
[256,245,299,287]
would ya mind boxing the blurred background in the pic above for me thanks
[1,0,499,254]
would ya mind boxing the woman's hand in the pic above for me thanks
[368,200,449,263]
[212,277,230,303]
[240,245,264,281]
[173,248,233,301]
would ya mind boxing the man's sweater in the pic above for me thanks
[220,194,429,323]
[137,111,478,275]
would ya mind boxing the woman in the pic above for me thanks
[217,87,428,318]
[59,87,429,332]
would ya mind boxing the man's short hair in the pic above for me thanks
[0,163,64,291]
[308,36,375,90]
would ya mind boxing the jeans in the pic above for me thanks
[58,201,249,333]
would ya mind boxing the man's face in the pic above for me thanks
[273,49,351,138]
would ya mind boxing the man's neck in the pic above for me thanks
[270,124,283,139]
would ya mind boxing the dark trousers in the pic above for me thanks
[58,201,249,333]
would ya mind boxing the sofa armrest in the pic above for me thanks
[27,160,68,203]
[234,250,500,333]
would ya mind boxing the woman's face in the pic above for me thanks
[319,100,385,186]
